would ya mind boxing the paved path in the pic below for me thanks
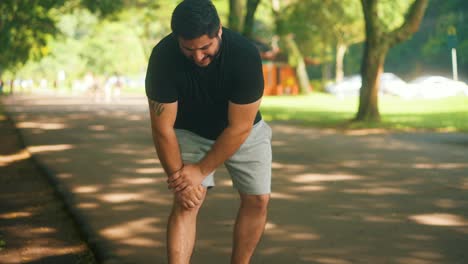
[2,94,468,264]
[0,105,97,264]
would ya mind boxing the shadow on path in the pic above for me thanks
[2,94,467,264]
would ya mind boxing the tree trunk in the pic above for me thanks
[284,35,310,94]
[229,0,244,33]
[355,0,428,122]
[322,63,332,83]
[355,41,388,121]
[335,42,347,83]
[243,0,261,38]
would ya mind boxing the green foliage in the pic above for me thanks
[80,20,146,75]
[3,0,466,88]
[377,0,412,31]
[80,0,124,17]
[0,0,155,75]
[383,0,468,80]
[9,8,145,82]
[285,0,363,55]
[0,0,65,72]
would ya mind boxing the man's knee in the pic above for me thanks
[240,194,270,211]
[172,188,207,214]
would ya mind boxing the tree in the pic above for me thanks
[229,0,244,32]
[0,0,65,74]
[228,0,262,38]
[243,0,262,38]
[286,0,364,83]
[271,0,310,94]
[355,0,428,122]
[0,0,131,75]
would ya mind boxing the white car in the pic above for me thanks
[325,73,409,98]
[407,76,468,99]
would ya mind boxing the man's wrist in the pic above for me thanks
[168,163,184,176]
[197,161,211,177]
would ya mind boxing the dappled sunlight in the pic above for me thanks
[98,189,172,205]
[16,121,67,130]
[413,162,468,169]
[271,140,287,146]
[117,177,158,185]
[291,173,363,183]
[0,211,32,219]
[0,149,30,166]
[3,95,468,263]
[135,158,159,165]
[409,213,468,227]
[30,227,56,234]
[74,185,101,194]
[1,245,87,264]
[396,251,445,264]
[459,179,468,191]
[135,167,164,174]
[88,124,107,131]
[344,128,389,136]
[343,187,412,195]
[433,199,460,209]
[100,217,164,247]
[218,179,233,187]
[91,133,115,140]
[287,185,326,192]
[362,215,401,223]
[260,246,290,255]
[27,144,74,154]
[112,205,139,211]
[121,237,163,247]
[57,172,73,179]
[99,192,141,203]
[310,257,353,264]
[339,160,363,168]
[271,192,300,200]
[272,162,306,171]
[127,115,143,121]
[106,144,141,155]
[77,202,100,209]
[405,234,435,241]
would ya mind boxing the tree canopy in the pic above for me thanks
[1,0,466,101]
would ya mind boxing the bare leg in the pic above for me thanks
[231,193,270,264]
[167,187,207,264]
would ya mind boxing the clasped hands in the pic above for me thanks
[167,164,205,209]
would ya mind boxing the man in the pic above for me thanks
[145,1,272,263]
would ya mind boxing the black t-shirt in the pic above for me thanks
[145,28,264,140]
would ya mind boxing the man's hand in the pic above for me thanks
[175,185,205,209]
[167,164,206,193]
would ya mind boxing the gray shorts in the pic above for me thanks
[175,120,272,195]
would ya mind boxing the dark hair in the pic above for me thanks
[171,0,220,40]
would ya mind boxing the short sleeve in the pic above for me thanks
[145,40,178,103]
[229,45,264,104]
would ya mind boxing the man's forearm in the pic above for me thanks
[197,126,251,176]
[151,129,184,176]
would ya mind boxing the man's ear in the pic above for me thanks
[218,25,223,38]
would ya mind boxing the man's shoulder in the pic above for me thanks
[151,33,178,60]
[223,28,259,56]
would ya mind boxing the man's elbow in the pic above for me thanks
[151,125,175,141]
[228,123,253,138]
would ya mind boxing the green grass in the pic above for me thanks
[260,93,468,132]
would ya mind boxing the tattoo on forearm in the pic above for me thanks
[149,100,165,116]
